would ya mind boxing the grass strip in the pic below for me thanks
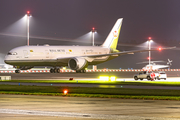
[1,85,180,100]
[1,91,180,100]
[2,80,180,86]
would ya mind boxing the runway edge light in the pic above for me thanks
[99,76,109,81]
[63,89,68,95]
[110,76,117,81]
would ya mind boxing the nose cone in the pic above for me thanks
[4,55,11,64]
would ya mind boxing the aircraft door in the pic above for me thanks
[23,50,29,58]
[45,50,50,58]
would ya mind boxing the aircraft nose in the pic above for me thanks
[4,55,11,64]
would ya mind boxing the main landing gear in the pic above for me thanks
[76,69,86,73]
[50,68,60,73]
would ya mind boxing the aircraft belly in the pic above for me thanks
[5,59,67,67]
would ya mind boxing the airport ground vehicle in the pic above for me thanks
[133,71,158,80]
[134,71,167,80]
[156,72,167,80]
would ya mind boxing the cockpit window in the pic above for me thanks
[7,52,17,55]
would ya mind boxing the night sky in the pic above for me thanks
[0,0,180,69]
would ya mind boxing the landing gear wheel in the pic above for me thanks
[76,70,80,73]
[54,68,57,73]
[56,68,60,73]
[50,68,61,73]
[81,69,86,73]
[15,70,20,73]
[50,68,54,73]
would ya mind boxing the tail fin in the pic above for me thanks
[102,18,123,49]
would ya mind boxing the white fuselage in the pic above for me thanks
[4,45,117,67]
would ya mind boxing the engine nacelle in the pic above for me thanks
[68,57,88,70]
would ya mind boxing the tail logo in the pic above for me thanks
[113,31,118,38]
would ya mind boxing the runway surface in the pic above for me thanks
[0,71,180,80]
[1,72,180,119]
[1,94,180,120]
[1,72,180,90]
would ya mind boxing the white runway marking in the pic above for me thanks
[0,109,178,120]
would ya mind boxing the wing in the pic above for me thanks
[80,46,176,58]
[57,47,175,61]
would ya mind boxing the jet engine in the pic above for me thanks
[68,57,88,71]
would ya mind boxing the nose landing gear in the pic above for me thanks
[15,70,20,73]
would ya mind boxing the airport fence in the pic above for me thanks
[0,69,180,73]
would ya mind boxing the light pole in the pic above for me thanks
[91,27,97,70]
[26,11,32,46]
[91,27,96,46]
[148,37,153,66]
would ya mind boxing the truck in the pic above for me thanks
[133,71,158,81]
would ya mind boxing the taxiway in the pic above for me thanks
[0,71,180,80]
[0,94,180,120]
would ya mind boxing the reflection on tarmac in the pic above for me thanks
[0,94,180,120]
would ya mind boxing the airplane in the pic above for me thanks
[4,18,174,73]
[0,64,13,69]
[138,59,172,70]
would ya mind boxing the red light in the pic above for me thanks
[148,37,151,40]
[63,90,68,95]
[147,57,151,60]
[158,47,162,51]
[27,11,30,14]
[92,27,95,30]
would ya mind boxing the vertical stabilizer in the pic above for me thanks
[102,18,123,49]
